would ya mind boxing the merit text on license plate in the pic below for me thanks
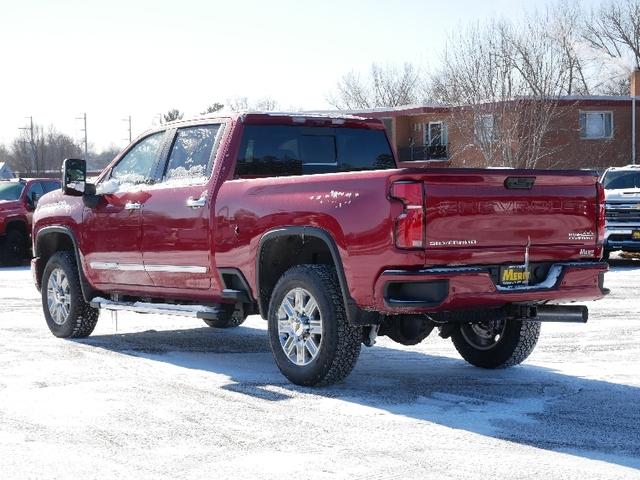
[500,265,531,286]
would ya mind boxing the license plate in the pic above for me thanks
[633,230,640,240]
[500,265,531,286]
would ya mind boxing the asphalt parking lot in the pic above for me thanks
[1,256,639,479]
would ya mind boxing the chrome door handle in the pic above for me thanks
[187,192,207,209]
[124,202,141,210]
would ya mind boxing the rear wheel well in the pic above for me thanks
[258,234,336,318]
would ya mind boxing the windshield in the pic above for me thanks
[602,170,640,190]
[0,182,24,201]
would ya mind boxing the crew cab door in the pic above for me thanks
[82,131,167,286]
[140,124,223,290]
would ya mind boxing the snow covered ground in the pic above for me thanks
[1,257,639,479]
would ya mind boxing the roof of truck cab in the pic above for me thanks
[161,111,385,129]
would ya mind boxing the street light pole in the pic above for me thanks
[76,113,88,161]
[123,115,132,142]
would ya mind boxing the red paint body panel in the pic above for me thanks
[82,191,152,286]
[32,114,608,316]
[140,183,214,290]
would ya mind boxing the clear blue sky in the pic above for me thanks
[0,0,603,150]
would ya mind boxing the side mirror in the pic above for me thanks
[62,158,86,196]
[29,191,40,207]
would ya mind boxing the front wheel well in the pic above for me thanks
[34,231,77,287]
[5,220,28,236]
[257,233,337,318]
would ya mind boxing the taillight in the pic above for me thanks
[390,181,425,249]
[596,181,606,245]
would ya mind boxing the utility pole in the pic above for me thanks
[18,116,37,173]
[76,113,88,161]
[122,115,132,142]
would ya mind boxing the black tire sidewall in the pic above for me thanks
[267,267,340,386]
[203,304,246,328]
[2,230,26,266]
[42,252,84,338]
[452,319,526,368]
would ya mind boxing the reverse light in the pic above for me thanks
[390,181,425,249]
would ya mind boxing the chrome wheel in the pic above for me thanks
[277,287,323,366]
[46,267,71,325]
[460,320,506,351]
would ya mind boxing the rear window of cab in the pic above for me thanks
[234,125,395,179]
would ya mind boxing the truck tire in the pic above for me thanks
[203,304,246,328]
[267,264,361,386]
[451,318,540,369]
[42,251,99,338]
[2,229,27,266]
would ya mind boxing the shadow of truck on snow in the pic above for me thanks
[76,323,640,471]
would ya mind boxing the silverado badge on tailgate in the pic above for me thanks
[500,265,531,286]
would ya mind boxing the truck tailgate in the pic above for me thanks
[394,169,603,264]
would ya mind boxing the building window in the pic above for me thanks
[579,111,613,139]
[474,114,497,144]
[425,122,447,146]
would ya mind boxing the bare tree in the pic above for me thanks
[580,0,640,93]
[163,109,184,123]
[7,124,82,174]
[226,96,279,111]
[89,145,122,170]
[0,144,9,165]
[328,63,424,109]
[584,0,640,69]
[429,12,583,168]
[201,103,224,115]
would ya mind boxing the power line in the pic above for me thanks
[122,115,132,142]
[18,116,36,172]
[76,113,88,161]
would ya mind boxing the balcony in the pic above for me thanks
[398,145,448,162]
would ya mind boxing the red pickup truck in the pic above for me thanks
[0,178,60,265]
[31,113,608,385]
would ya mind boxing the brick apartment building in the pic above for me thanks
[345,71,640,171]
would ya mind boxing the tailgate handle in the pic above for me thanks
[504,176,536,190]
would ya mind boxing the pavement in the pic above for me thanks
[0,255,639,479]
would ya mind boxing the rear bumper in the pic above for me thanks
[373,262,608,313]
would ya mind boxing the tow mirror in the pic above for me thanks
[29,191,40,207]
[62,158,86,196]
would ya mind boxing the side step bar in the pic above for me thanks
[90,297,220,320]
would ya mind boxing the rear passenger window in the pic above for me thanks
[164,125,221,182]
[235,126,302,177]
[234,125,395,179]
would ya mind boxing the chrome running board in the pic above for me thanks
[90,297,220,320]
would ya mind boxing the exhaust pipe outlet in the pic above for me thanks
[526,305,588,323]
